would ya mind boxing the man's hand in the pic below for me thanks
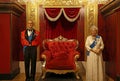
[29,44,31,46]
[29,42,31,46]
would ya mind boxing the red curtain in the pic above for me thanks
[39,7,85,61]
[98,11,107,61]
[43,8,81,39]
[77,9,85,60]
[44,8,80,22]
[104,10,120,79]
[45,15,77,39]
[63,8,80,18]
[18,5,26,61]
[45,8,61,18]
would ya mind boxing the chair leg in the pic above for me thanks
[75,65,80,79]
[41,67,46,79]
[75,71,80,79]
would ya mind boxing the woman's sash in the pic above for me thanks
[86,35,100,56]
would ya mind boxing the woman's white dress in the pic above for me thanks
[85,35,105,81]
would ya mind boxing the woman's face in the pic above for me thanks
[91,29,98,36]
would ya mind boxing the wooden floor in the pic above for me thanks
[0,73,114,81]
[0,73,85,81]
[0,73,40,81]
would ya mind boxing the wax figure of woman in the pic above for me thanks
[85,25,105,81]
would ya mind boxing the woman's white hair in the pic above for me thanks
[90,25,98,31]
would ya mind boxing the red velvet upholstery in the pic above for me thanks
[42,40,79,70]
[41,36,80,79]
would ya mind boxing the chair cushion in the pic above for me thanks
[45,52,76,70]
[44,41,77,70]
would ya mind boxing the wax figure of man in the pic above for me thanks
[21,20,40,81]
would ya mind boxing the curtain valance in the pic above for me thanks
[44,8,81,22]
[44,8,62,21]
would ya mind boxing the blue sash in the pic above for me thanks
[23,32,33,54]
[86,35,100,56]
[28,32,33,42]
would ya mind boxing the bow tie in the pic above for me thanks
[27,29,33,31]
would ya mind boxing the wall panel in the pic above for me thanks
[0,14,11,73]
[99,6,120,80]
[0,2,25,79]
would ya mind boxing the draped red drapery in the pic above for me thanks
[43,8,81,39]
[44,8,80,22]
[63,8,80,18]
[45,8,62,21]
[45,8,61,18]
[63,8,80,22]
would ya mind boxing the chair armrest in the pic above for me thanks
[41,54,46,60]
[73,51,80,61]
[74,54,80,61]
[68,50,80,61]
[41,50,52,61]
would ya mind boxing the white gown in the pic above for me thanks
[85,35,105,81]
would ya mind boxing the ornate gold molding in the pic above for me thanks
[16,0,111,7]
[85,3,98,37]
[26,2,39,30]
[16,0,87,7]
[42,0,87,7]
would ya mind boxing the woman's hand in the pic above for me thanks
[91,49,101,54]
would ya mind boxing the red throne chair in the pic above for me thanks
[41,35,80,79]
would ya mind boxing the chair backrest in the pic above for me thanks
[43,35,79,51]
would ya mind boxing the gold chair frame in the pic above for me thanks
[41,35,80,79]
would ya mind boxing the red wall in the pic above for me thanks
[0,14,11,73]
[77,9,85,61]
[0,5,25,79]
[0,13,24,74]
[11,14,21,72]
[99,8,120,80]
[98,11,107,61]
[18,5,26,61]
[115,8,120,78]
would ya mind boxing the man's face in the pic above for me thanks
[27,21,33,29]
